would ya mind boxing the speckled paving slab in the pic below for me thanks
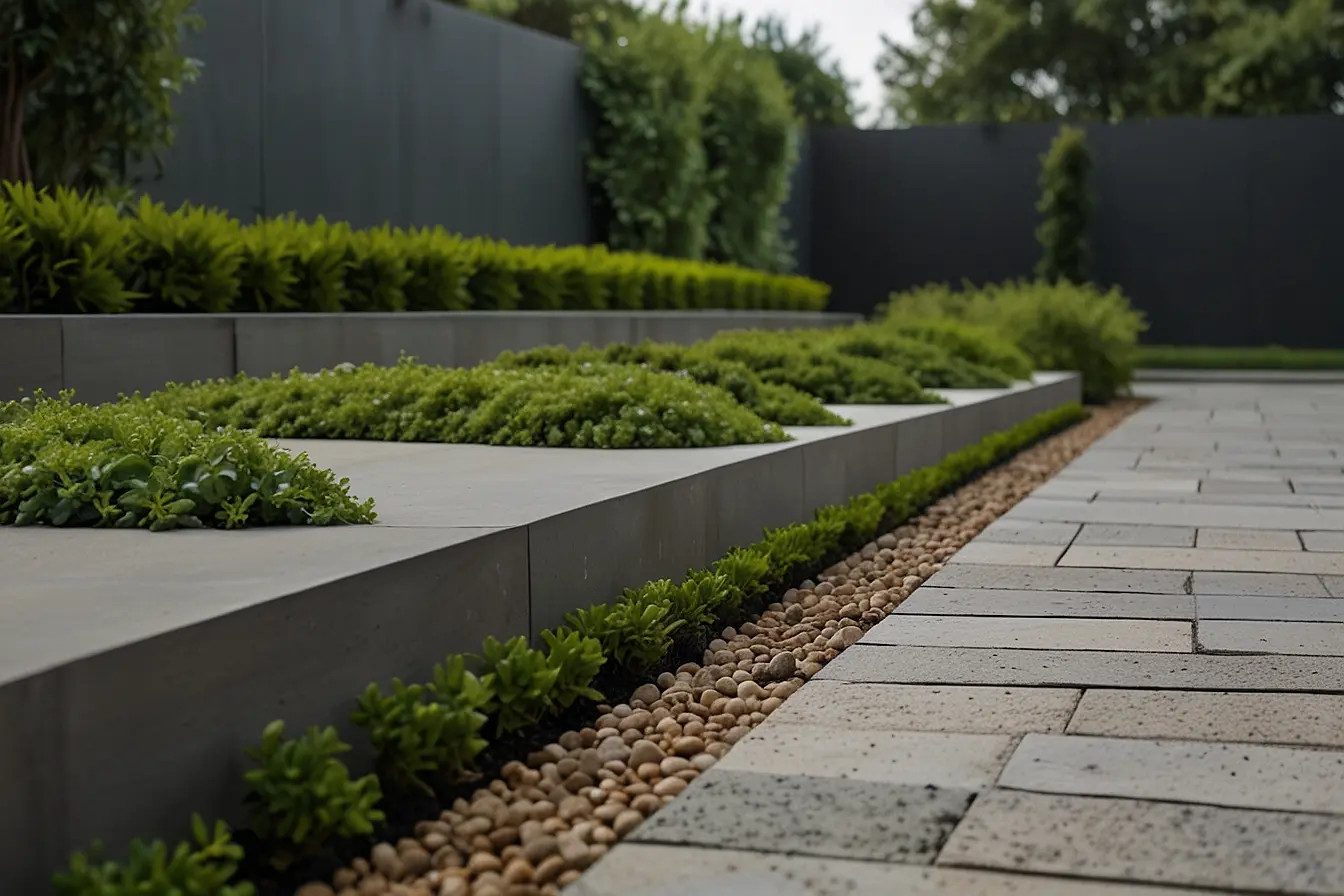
[862,614,1193,652]
[937,789,1344,894]
[1198,619,1344,656]
[765,682,1080,734]
[573,844,1217,896]
[945,542,1067,566]
[1197,595,1344,623]
[1190,570,1331,597]
[896,587,1195,620]
[1066,689,1344,747]
[923,564,1189,594]
[628,769,973,862]
[1060,545,1344,575]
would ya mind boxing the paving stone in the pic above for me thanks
[947,543,1066,567]
[1326,575,1344,597]
[1198,595,1344,622]
[998,733,1344,814]
[573,845,1214,896]
[718,725,1016,789]
[1010,497,1344,531]
[767,681,1079,734]
[1073,524,1196,547]
[628,769,973,862]
[1200,478,1294,494]
[1196,527,1303,551]
[1303,530,1344,552]
[1060,545,1344,575]
[896,587,1194,620]
[816,644,1344,690]
[1198,619,1344,656]
[863,614,1192,653]
[936,789,1344,894]
[924,564,1188,594]
[1191,570,1330,597]
[1294,479,1344,496]
[1067,689,1344,747]
[976,520,1081,545]
[1094,490,1344,508]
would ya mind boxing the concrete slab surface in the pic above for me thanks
[946,543,1067,566]
[1074,523,1197,547]
[976,520,1081,545]
[895,587,1195,620]
[1197,595,1344,622]
[1198,619,1344,656]
[863,615,1193,652]
[1067,689,1344,748]
[1009,496,1344,531]
[1196,527,1303,551]
[923,564,1189,594]
[766,682,1079,734]
[1190,570,1331,597]
[1061,545,1344,575]
[1303,530,1344,551]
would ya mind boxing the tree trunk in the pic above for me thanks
[1,49,33,183]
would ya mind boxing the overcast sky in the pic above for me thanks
[696,0,921,125]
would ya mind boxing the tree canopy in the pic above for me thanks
[749,16,857,126]
[877,0,1344,125]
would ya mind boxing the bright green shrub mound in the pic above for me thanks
[0,183,829,314]
[141,359,788,449]
[807,326,1016,389]
[881,280,1146,403]
[0,395,375,531]
[491,341,850,426]
[879,318,1035,381]
[696,330,942,404]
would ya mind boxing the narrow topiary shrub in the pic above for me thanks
[1035,124,1092,285]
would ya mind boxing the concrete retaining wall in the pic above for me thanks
[0,311,862,404]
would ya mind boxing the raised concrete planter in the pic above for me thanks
[0,372,1079,892]
[0,311,862,403]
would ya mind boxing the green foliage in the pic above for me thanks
[1134,345,1344,370]
[0,393,376,531]
[810,326,1016,389]
[877,317,1034,381]
[877,0,1344,125]
[0,184,828,312]
[750,16,857,126]
[881,280,1147,403]
[1,0,200,189]
[242,721,384,867]
[1035,126,1092,284]
[476,636,560,735]
[141,358,788,449]
[351,656,493,796]
[540,629,606,711]
[53,816,254,896]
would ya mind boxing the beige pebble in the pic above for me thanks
[653,777,687,797]
[612,808,644,836]
[631,793,662,814]
[533,854,567,884]
[439,878,468,896]
[358,875,388,896]
[467,852,502,875]
[671,735,705,756]
[501,857,533,885]
[296,885,335,896]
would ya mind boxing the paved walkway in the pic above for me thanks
[572,383,1344,896]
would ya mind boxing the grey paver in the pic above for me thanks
[574,845,1216,896]
[998,733,1344,814]
[718,725,1016,789]
[924,564,1188,594]
[937,789,1344,894]
[1192,570,1330,597]
[1326,574,1344,597]
[1200,478,1294,494]
[976,520,1081,545]
[1303,530,1344,552]
[816,644,1344,690]
[767,682,1079,734]
[1067,689,1344,747]
[896,587,1194,620]
[947,543,1066,567]
[1060,545,1344,575]
[863,614,1192,653]
[1196,527,1303,551]
[1199,619,1344,656]
[1198,595,1344,622]
[1074,523,1196,547]
[628,770,973,862]
[1009,496,1344,531]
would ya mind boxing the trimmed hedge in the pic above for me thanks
[55,401,1087,887]
[0,395,375,531]
[1134,345,1344,371]
[138,359,789,449]
[807,326,1016,389]
[880,318,1034,381]
[0,183,830,314]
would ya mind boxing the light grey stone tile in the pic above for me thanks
[1060,544,1344,575]
[718,725,1016,789]
[1198,619,1344,656]
[998,733,1344,814]
[1198,595,1344,622]
[1192,570,1330,597]
[977,520,1081,546]
[1067,689,1344,748]
[937,789,1344,894]
[628,769,972,862]
[767,682,1079,735]
[948,543,1066,567]
[1196,527,1303,551]
[1326,575,1344,597]
[1074,524,1196,547]
[574,845,1212,896]
[863,615,1192,653]
[1295,479,1344,496]
[896,587,1194,620]
[924,564,1188,594]
[1011,497,1344,531]
[1200,479,1294,494]
[816,645,1344,691]
[1303,530,1344,552]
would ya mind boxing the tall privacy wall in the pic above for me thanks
[146,0,592,246]
[796,115,1344,348]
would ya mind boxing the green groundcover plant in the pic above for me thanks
[1134,345,1344,370]
[0,394,375,530]
[138,358,789,448]
[805,326,1017,389]
[0,183,829,314]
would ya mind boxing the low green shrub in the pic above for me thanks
[0,183,828,313]
[807,326,1016,389]
[1134,345,1344,370]
[476,636,561,736]
[876,318,1034,381]
[242,722,385,869]
[140,359,788,449]
[540,629,607,713]
[881,280,1146,402]
[53,816,254,896]
[564,592,685,678]
[0,394,376,531]
[491,341,849,426]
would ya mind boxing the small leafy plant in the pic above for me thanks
[476,636,561,736]
[242,721,384,869]
[540,628,605,713]
[566,593,685,677]
[53,815,254,896]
